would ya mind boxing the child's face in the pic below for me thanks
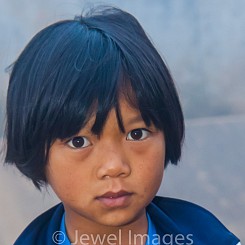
[46,97,165,228]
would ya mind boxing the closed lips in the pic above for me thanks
[98,190,132,198]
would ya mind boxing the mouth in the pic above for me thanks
[96,190,133,208]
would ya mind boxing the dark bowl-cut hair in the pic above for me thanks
[5,6,184,189]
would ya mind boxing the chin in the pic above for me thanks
[98,208,145,228]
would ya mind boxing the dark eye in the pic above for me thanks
[126,129,150,141]
[67,136,91,149]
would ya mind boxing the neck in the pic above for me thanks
[65,209,148,245]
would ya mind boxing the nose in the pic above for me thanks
[96,146,131,179]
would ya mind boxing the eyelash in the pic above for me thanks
[66,136,91,149]
[126,128,151,141]
[66,128,151,149]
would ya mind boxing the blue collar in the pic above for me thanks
[60,212,157,245]
[146,212,157,245]
[60,213,70,245]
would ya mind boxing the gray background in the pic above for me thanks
[0,0,244,244]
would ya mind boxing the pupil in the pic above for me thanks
[72,137,84,148]
[131,129,142,140]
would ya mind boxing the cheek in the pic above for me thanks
[135,141,165,192]
[46,154,87,201]
[146,138,165,172]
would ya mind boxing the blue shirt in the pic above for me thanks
[60,212,157,245]
[13,197,241,244]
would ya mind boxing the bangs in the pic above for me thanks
[48,53,151,141]
[45,27,141,142]
[43,23,169,144]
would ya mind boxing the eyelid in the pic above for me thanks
[126,128,151,141]
[66,136,91,149]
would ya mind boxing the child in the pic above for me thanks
[5,6,240,245]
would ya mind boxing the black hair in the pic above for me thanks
[5,6,184,189]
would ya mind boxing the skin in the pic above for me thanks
[46,98,166,245]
